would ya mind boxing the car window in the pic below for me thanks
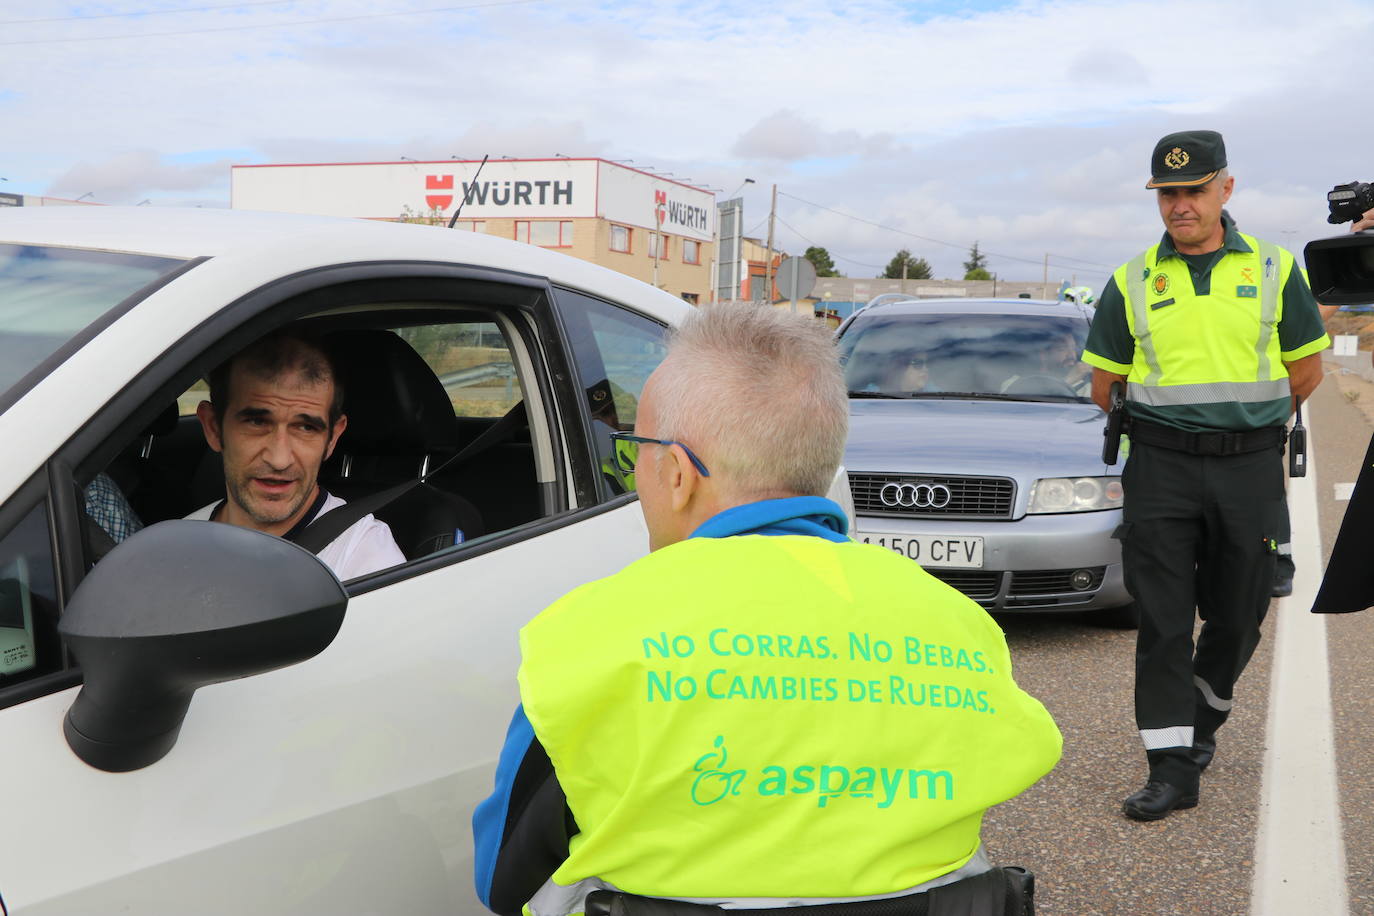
[837,312,1092,402]
[394,321,524,419]
[553,288,670,499]
[0,244,188,411]
[0,500,62,693]
[84,307,556,578]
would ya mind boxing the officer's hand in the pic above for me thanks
[1354,207,1374,233]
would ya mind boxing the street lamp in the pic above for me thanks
[728,178,755,199]
[75,192,94,202]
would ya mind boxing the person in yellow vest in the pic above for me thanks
[1081,130,1329,821]
[474,303,1062,916]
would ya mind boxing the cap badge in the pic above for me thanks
[1152,273,1171,296]
[1164,147,1190,170]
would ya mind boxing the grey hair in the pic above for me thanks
[650,303,848,499]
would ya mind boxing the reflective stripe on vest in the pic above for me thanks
[1118,234,1291,406]
[516,535,1063,913]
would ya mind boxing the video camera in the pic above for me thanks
[1327,181,1374,225]
[1306,181,1374,306]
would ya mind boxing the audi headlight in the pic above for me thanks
[1027,476,1123,513]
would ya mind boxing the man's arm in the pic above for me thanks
[1276,261,1331,401]
[1090,368,1128,414]
[474,706,576,916]
[1353,207,1374,233]
[1080,276,1134,415]
[1285,352,1324,410]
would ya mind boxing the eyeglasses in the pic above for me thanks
[609,432,712,477]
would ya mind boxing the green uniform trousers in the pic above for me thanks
[1119,439,1284,790]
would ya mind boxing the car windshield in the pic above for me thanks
[0,244,187,408]
[837,311,1092,403]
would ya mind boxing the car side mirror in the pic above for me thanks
[59,520,347,772]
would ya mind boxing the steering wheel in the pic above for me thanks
[1001,374,1080,397]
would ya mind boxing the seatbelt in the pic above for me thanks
[291,479,418,555]
[293,401,529,556]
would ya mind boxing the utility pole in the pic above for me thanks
[764,183,777,304]
[1041,253,1049,300]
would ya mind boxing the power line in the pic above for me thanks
[773,215,885,271]
[0,0,547,46]
[0,0,297,25]
[776,190,1114,272]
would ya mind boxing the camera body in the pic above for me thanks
[1328,181,1374,224]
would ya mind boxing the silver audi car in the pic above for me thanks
[836,297,1135,626]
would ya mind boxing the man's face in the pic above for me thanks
[633,368,678,552]
[196,364,346,536]
[1156,176,1234,253]
[1044,335,1078,371]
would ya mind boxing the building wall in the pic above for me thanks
[232,158,716,303]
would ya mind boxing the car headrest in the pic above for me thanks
[141,402,179,438]
[325,329,460,456]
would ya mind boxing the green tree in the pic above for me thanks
[963,242,989,280]
[804,246,841,277]
[881,248,932,280]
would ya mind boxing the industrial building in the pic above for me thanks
[230,158,717,304]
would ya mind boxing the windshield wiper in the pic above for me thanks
[907,391,1027,401]
[848,390,908,399]
[909,391,1094,404]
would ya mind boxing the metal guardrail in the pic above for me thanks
[438,362,516,388]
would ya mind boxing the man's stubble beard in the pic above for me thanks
[226,472,312,527]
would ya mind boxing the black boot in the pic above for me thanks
[1122,780,1198,821]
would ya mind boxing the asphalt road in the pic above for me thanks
[973,358,1369,916]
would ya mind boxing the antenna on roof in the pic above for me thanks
[448,154,489,229]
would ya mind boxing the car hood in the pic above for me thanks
[845,397,1112,479]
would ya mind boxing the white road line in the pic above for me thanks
[1252,420,1349,915]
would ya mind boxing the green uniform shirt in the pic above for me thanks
[1084,214,1328,432]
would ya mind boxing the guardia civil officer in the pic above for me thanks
[1082,130,1329,821]
[474,303,1062,915]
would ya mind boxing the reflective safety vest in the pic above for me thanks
[1116,232,1294,431]
[517,535,1063,916]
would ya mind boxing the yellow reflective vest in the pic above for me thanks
[1114,233,1295,429]
[517,535,1063,915]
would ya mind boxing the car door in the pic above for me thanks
[0,258,675,915]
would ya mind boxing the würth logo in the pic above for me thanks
[425,175,454,211]
[654,190,667,225]
[423,174,575,211]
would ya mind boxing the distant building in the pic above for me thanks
[0,193,99,208]
[230,158,716,305]
[808,276,1057,319]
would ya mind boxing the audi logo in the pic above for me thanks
[879,483,952,508]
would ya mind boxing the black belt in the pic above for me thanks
[1128,418,1286,456]
[584,867,1034,916]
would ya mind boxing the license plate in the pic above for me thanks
[858,533,984,569]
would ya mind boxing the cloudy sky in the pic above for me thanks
[4,0,1373,290]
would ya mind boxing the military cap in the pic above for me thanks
[1146,130,1227,189]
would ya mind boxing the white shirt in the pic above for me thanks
[187,491,407,581]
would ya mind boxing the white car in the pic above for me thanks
[0,207,849,914]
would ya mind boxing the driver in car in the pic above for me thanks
[189,332,405,580]
[1001,330,1090,396]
